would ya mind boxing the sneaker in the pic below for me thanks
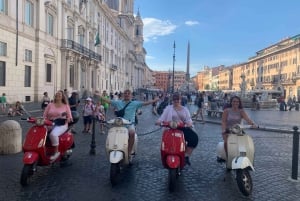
[185,156,191,166]
[50,152,60,161]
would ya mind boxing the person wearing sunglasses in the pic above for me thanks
[156,92,198,166]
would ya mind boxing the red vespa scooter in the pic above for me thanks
[160,121,186,192]
[20,112,79,186]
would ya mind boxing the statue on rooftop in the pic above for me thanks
[240,73,246,98]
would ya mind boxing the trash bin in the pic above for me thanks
[295,103,299,111]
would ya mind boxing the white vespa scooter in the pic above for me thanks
[216,124,255,196]
[105,117,138,186]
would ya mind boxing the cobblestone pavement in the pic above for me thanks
[0,102,300,201]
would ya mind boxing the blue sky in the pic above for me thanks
[134,0,300,77]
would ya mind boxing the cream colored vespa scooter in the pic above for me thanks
[216,124,256,196]
[105,117,138,186]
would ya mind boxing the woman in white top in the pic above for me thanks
[156,93,198,166]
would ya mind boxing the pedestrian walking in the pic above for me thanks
[101,90,110,116]
[193,92,205,123]
[63,89,69,99]
[0,93,7,113]
[41,92,51,111]
[94,101,106,134]
[287,96,295,111]
[152,95,158,115]
[82,97,94,134]
[69,91,80,133]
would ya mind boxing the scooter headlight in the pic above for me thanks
[114,118,123,126]
[169,121,178,129]
[231,124,242,134]
[35,118,45,126]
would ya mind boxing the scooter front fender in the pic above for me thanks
[232,156,255,171]
[166,155,181,169]
[109,150,124,164]
[23,152,39,165]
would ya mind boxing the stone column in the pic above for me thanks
[0,120,22,154]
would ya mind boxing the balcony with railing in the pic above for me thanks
[61,39,102,61]
[281,78,296,85]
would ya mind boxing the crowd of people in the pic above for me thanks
[0,88,294,164]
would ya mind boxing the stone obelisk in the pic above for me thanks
[186,41,190,92]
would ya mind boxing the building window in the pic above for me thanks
[78,26,85,45]
[0,61,5,86]
[25,0,34,26]
[0,41,7,56]
[69,65,74,87]
[67,24,74,40]
[25,49,32,62]
[0,0,7,14]
[46,63,52,82]
[67,0,72,6]
[24,65,31,87]
[47,13,54,36]
[91,70,94,88]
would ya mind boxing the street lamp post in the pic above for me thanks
[172,41,176,93]
[89,116,96,155]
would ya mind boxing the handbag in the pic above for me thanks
[114,101,131,117]
[53,118,67,126]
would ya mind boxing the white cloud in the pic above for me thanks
[142,18,177,42]
[185,20,199,26]
[146,55,155,60]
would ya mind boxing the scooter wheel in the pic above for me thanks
[110,163,120,186]
[236,169,253,196]
[20,164,34,186]
[168,168,177,192]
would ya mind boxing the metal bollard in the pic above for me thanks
[89,116,96,155]
[291,126,299,180]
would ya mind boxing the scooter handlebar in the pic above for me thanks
[22,117,53,126]
[159,121,185,129]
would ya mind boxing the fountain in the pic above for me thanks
[239,73,280,109]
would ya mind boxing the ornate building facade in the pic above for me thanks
[196,34,300,98]
[0,0,150,103]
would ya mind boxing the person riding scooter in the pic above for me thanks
[221,95,257,158]
[156,93,198,166]
[101,89,159,159]
[43,90,73,161]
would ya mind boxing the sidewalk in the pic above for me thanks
[188,103,300,132]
